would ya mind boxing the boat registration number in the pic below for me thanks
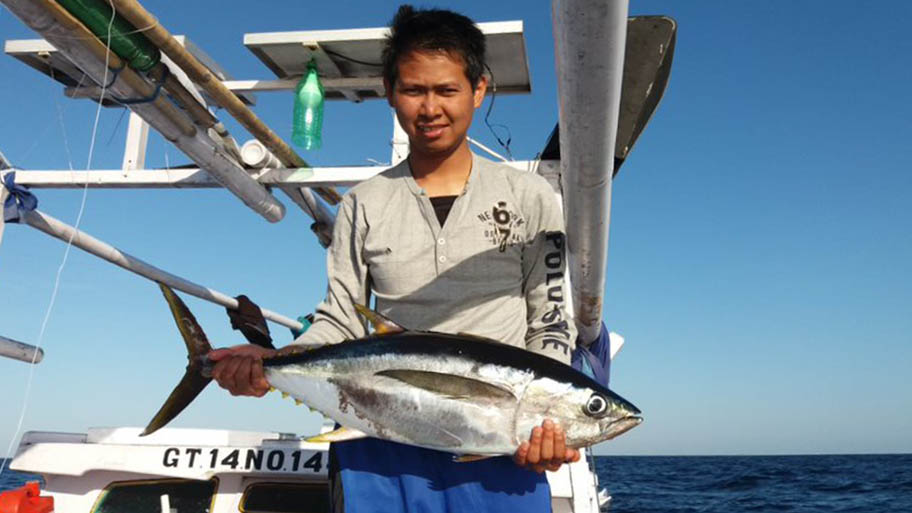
[161,447,324,473]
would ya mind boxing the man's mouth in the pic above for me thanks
[417,124,447,138]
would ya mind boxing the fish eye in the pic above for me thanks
[585,394,608,417]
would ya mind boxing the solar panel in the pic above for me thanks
[243,21,531,102]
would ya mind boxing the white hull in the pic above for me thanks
[8,427,609,512]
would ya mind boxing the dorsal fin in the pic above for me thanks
[354,304,405,335]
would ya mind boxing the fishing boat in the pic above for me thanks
[0,1,674,511]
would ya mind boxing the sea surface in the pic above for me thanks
[3,454,911,512]
[595,454,912,512]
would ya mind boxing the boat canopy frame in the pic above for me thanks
[0,0,676,364]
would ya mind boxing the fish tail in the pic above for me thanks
[141,284,213,436]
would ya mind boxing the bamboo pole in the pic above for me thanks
[108,0,342,206]
[1,0,287,222]
[35,0,196,138]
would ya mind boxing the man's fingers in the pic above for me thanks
[209,344,275,362]
[250,358,269,397]
[215,356,243,393]
[235,357,256,396]
[540,419,555,462]
[250,360,269,397]
[527,426,543,465]
[207,348,234,362]
[513,441,530,466]
[551,423,570,467]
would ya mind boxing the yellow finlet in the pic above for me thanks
[453,454,495,463]
[295,399,304,406]
[305,426,369,443]
[281,392,289,399]
[353,304,405,335]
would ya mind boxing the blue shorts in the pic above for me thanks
[330,437,551,513]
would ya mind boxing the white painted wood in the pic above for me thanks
[122,112,150,171]
[467,137,509,162]
[222,76,382,94]
[391,113,409,166]
[9,161,558,189]
[0,178,8,247]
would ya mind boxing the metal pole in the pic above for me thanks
[552,0,628,344]
[16,208,305,332]
[0,335,44,364]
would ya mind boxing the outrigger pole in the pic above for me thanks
[0,336,44,365]
[10,206,307,334]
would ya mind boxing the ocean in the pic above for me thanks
[596,454,912,512]
[2,454,911,512]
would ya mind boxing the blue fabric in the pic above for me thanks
[334,438,551,513]
[3,171,38,223]
[289,315,313,339]
[571,321,611,387]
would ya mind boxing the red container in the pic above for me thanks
[0,481,53,513]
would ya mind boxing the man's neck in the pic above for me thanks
[409,142,473,197]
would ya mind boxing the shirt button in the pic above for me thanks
[438,238,446,245]
[439,255,447,263]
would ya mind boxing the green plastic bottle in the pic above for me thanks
[292,60,324,150]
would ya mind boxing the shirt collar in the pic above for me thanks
[400,152,482,197]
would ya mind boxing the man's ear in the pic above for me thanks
[473,75,489,108]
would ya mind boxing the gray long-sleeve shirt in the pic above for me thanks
[294,153,576,364]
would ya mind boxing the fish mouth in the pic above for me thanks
[602,415,643,441]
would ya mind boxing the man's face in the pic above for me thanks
[386,50,487,160]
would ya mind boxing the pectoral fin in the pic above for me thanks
[376,370,515,401]
[305,426,369,443]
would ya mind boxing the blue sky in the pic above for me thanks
[1,1,910,457]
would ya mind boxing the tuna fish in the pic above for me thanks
[144,284,642,456]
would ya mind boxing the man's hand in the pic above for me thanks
[209,344,276,397]
[513,419,581,473]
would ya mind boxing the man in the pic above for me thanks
[211,6,579,511]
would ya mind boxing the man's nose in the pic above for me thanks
[420,94,442,116]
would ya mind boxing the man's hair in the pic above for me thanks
[382,5,487,89]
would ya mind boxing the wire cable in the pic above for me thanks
[322,48,382,67]
[482,64,514,161]
[0,4,118,479]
